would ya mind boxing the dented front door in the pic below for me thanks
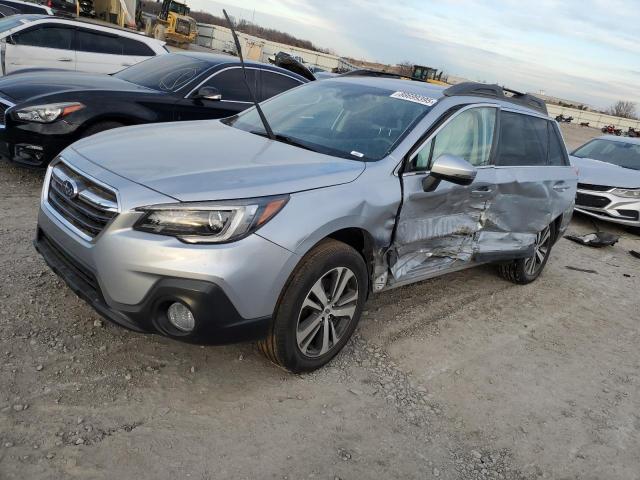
[390,169,496,283]
[389,105,499,284]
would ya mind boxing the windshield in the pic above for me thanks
[114,55,209,93]
[0,15,43,33]
[572,139,640,171]
[227,80,434,161]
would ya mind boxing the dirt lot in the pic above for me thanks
[1,124,639,480]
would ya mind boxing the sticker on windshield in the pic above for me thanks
[390,91,438,107]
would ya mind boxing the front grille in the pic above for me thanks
[0,102,9,126]
[575,192,611,208]
[47,162,118,239]
[175,18,190,35]
[577,183,613,192]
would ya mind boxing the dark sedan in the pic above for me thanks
[0,52,309,167]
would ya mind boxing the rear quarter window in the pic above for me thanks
[548,122,569,166]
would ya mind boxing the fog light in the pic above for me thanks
[167,302,195,332]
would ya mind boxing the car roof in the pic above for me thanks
[323,75,447,97]
[176,51,272,68]
[1,13,47,21]
[15,17,166,47]
[595,135,640,145]
[323,77,550,117]
[173,52,310,82]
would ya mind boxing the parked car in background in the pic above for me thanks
[0,53,309,166]
[41,0,78,17]
[0,15,166,76]
[0,0,52,15]
[34,80,576,372]
[570,136,640,227]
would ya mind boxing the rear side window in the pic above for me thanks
[77,30,122,55]
[261,71,302,100]
[205,68,257,102]
[496,112,548,166]
[548,122,568,166]
[121,37,155,56]
[13,26,73,49]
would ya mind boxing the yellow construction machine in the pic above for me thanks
[144,0,197,49]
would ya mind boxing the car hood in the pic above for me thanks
[0,71,156,103]
[70,120,366,202]
[570,156,640,188]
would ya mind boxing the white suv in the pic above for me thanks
[0,15,167,76]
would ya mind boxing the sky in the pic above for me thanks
[188,0,640,110]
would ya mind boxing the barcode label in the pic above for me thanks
[390,91,438,106]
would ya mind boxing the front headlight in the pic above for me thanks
[14,102,84,123]
[133,195,289,244]
[611,188,640,199]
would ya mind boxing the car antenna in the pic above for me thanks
[223,9,275,140]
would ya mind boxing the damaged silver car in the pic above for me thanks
[35,79,577,372]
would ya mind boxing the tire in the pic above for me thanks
[80,121,125,139]
[498,222,556,285]
[258,239,368,373]
[153,24,166,42]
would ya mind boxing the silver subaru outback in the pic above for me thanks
[35,78,577,372]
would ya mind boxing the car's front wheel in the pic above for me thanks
[498,222,555,284]
[259,239,368,373]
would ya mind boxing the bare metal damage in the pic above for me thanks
[380,166,575,288]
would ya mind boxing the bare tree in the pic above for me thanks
[396,61,414,77]
[608,100,637,119]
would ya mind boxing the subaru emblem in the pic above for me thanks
[62,179,78,199]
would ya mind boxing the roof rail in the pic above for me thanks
[443,82,548,115]
[339,69,426,82]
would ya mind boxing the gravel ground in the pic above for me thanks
[1,124,639,479]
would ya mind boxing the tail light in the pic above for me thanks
[47,0,52,6]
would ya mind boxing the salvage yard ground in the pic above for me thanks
[1,124,639,479]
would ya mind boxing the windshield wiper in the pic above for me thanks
[250,130,317,153]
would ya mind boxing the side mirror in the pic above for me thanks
[193,86,222,101]
[422,154,477,192]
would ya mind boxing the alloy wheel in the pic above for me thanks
[524,225,551,275]
[296,267,359,358]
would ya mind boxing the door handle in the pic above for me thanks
[553,182,570,192]
[471,185,494,196]
[121,63,133,67]
[56,58,73,62]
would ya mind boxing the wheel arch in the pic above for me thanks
[290,227,378,296]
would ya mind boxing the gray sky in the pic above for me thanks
[189,0,640,109]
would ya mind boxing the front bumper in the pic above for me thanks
[35,155,301,344]
[0,127,71,168]
[575,188,640,227]
[35,229,271,343]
